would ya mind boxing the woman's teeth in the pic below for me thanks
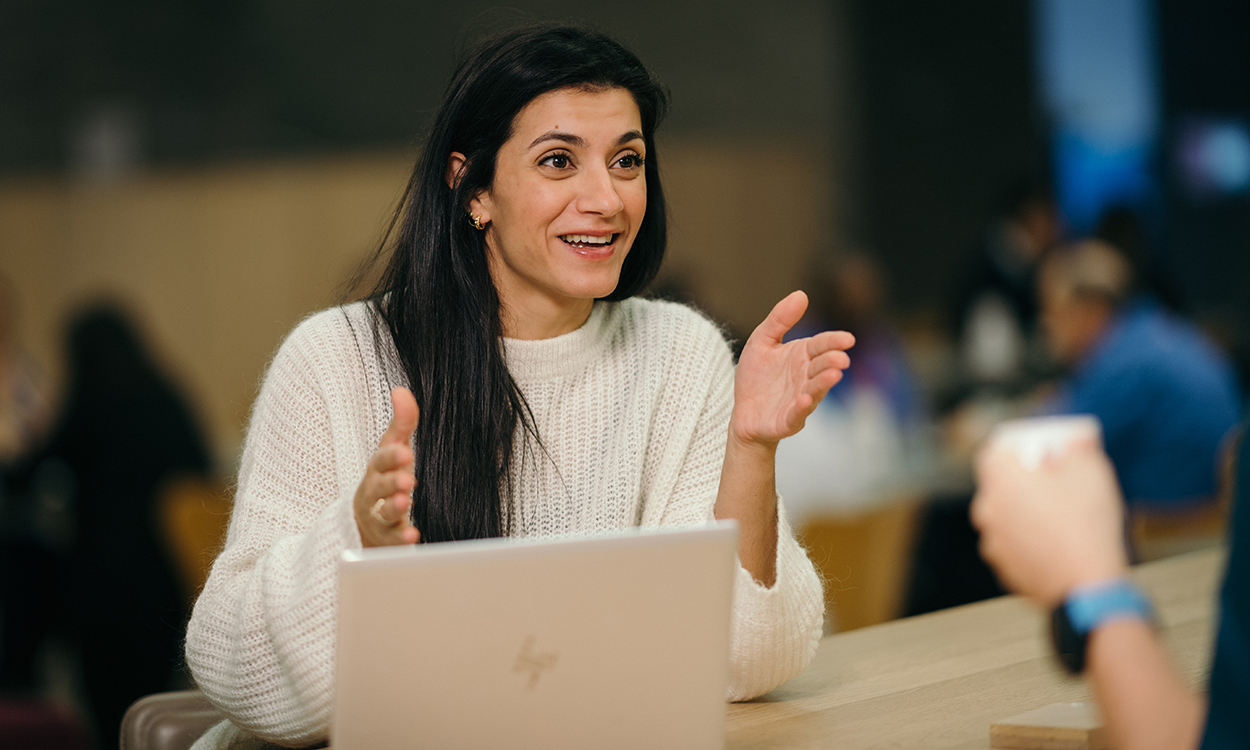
[561,234,615,246]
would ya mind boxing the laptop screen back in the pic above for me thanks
[332,522,738,750]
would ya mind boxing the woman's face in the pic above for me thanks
[468,86,647,336]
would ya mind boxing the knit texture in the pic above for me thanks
[185,298,824,748]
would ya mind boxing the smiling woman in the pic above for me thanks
[458,87,649,338]
[183,23,854,749]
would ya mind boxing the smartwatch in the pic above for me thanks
[1049,578,1155,674]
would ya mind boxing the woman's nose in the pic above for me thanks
[575,166,625,216]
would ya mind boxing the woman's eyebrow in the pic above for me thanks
[528,131,584,149]
[527,129,646,150]
[616,130,644,146]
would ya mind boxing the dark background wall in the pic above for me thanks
[844,0,1047,320]
[2,0,1246,334]
[1157,0,1250,338]
[0,0,843,169]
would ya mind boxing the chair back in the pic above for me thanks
[120,690,222,750]
[798,495,922,632]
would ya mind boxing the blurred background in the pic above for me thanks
[1,0,1247,747]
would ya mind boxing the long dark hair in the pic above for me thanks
[361,24,670,543]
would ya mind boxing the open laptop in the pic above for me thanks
[331,521,739,749]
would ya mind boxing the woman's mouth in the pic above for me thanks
[559,233,619,249]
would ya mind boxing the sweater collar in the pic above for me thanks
[503,302,616,383]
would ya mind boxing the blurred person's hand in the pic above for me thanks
[354,387,421,547]
[970,433,1128,606]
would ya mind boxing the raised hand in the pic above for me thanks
[731,291,855,447]
[353,387,421,547]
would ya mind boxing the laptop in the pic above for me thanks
[331,521,739,749]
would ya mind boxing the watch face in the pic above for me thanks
[1050,604,1086,675]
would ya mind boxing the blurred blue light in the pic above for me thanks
[1178,118,1250,197]
[1034,0,1160,232]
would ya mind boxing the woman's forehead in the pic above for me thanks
[508,87,643,148]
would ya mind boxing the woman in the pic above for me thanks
[186,24,853,748]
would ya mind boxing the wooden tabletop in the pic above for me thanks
[726,547,1224,749]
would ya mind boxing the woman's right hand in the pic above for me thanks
[354,387,421,547]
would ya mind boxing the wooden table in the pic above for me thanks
[726,548,1224,749]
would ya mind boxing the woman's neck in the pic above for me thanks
[500,296,594,340]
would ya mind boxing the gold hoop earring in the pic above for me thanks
[469,213,485,231]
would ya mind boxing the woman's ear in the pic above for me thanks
[468,192,492,227]
[447,152,492,226]
[445,152,468,189]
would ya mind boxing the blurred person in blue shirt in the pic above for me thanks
[1037,239,1241,509]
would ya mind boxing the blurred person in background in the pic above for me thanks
[0,273,51,466]
[911,234,1239,616]
[0,272,56,693]
[915,179,1065,617]
[952,179,1061,392]
[972,425,1248,749]
[2,304,211,747]
[1093,205,1187,316]
[790,251,924,428]
[1037,239,1241,511]
[778,251,927,516]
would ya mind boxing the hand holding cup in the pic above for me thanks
[970,416,1129,606]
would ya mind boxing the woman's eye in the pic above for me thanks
[541,154,572,169]
[615,154,644,170]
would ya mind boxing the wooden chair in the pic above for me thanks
[797,495,923,633]
[1131,500,1228,563]
[157,477,232,605]
[1130,429,1242,563]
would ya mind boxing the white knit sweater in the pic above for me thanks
[185,298,824,749]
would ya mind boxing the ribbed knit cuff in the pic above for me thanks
[725,494,824,701]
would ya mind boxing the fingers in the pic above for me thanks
[1058,432,1102,462]
[371,495,418,532]
[779,356,846,434]
[807,348,851,378]
[750,291,809,345]
[804,329,856,356]
[364,455,415,498]
[380,387,420,448]
[369,495,408,526]
[363,442,415,504]
[804,369,844,403]
[802,331,854,389]
[360,487,422,545]
[368,442,413,475]
[365,495,420,546]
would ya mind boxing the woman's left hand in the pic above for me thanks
[732,291,855,447]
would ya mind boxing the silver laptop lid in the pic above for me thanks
[332,521,738,750]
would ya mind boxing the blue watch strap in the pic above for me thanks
[1065,578,1155,635]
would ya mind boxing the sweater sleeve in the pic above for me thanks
[650,315,825,702]
[185,319,366,746]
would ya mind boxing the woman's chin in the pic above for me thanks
[565,267,625,297]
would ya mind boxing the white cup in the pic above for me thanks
[986,415,1102,470]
